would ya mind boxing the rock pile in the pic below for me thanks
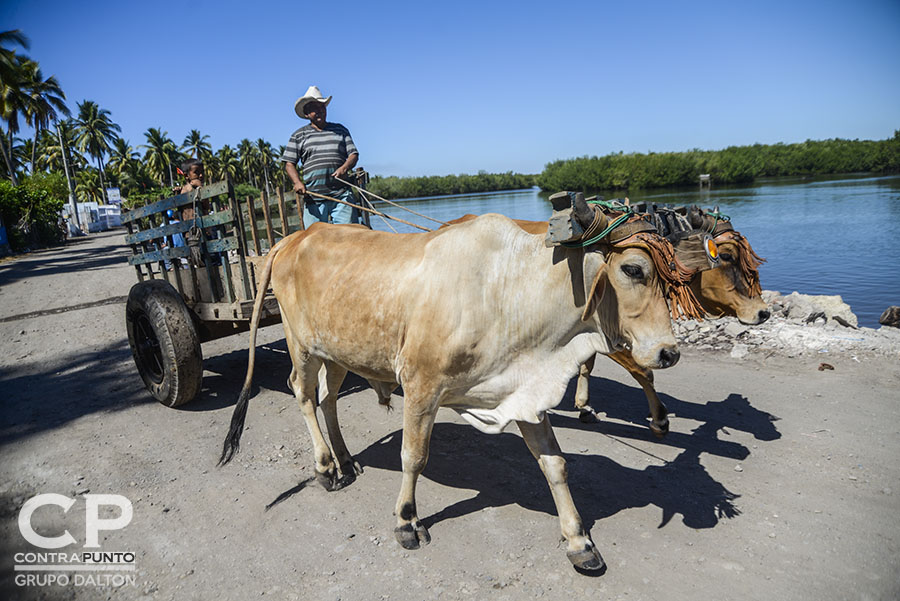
[674,291,900,360]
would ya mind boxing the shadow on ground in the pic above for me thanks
[0,234,129,288]
[263,369,781,535]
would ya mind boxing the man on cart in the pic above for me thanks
[281,85,359,225]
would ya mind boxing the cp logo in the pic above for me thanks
[18,494,133,549]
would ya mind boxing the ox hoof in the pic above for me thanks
[340,460,364,477]
[567,544,605,571]
[316,468,355,492]
[649,419,669,438]
[394,521,431,549]
[578,408,599,424]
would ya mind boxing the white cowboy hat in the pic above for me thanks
[294,85,332,119]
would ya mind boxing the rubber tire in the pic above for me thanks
[125,280,203,407]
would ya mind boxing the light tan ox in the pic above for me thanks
[220,206,697,572]
[448,213,769,436]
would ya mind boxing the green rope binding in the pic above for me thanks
[561,209,633,249]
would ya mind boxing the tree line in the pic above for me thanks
[368,171,535,199]
[537,133,900,192]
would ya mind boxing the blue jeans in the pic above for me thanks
[303,187,357,225]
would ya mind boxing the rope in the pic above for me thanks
[561,202,634,249]
[304,190,433,232]
[565,212,630,248]
[360,191,398,233]
[334,176,450,227]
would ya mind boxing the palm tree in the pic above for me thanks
[73,100,120,202]
[182,129,211,161]
[237,138,258,188]
[34,128,57,172]
[215,144,239,182]
[142,127,176,186]
[1,52,33,183]
[0,30,29,181]
[107,137,138,179]
[256,138,275,193]
[20,59,69,173]
[118,159,154,196]
[0,133,24,181]
[7,60,70,173]
[0,30,29,81]
[39,118,85,172]
[276,144,289,188]
[75,168,102,204]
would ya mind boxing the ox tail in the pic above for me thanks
[219,237,287,466]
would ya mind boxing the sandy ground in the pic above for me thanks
[0,229,898,601]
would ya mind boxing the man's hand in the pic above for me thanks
[332,153,358,181]
[292,180,307,196]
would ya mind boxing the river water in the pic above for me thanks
[370,173,900,328]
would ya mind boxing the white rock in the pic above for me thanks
[724,323,749,338]
[730,344,750,359]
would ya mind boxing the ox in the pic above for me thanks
[576,214,769,432]
[448,208,768,436]
[220,198,699,571]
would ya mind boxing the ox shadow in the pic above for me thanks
[350,413,745,536]
[556,373,782,446]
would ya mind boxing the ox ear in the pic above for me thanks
[581,262,608,322]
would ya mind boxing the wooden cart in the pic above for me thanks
[122,173,370,407]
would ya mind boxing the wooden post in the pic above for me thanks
[247,195,261,256]
[229,192,253,301]
[259,189,276,250]
[292,189,305,231]
[276,187,288,237]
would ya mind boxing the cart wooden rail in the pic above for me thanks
[121,172,369,407]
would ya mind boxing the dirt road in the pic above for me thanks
[1,229,898,601]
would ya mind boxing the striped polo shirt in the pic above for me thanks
[280,122,358,195]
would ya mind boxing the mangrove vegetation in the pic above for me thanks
[537,133,900,192]
[368,171,535,199]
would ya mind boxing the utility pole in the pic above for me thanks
[56,121,80,231]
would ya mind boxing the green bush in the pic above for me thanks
[0,173,67,250]
[234,183,261,199]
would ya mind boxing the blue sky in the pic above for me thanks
[3,0,899,177]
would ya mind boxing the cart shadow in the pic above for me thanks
[194,339,378,411]
[0,340,153,444]
[0,231,129,287]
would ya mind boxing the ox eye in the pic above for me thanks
[720,252,734,262]
[621,264,644,279]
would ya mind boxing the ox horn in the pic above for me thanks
[546,191,607,247]
[688,205,721,233]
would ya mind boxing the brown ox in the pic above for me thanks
[221,207,697,571]
[447,213,769,435]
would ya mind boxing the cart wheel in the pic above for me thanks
[125,280,202,407]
